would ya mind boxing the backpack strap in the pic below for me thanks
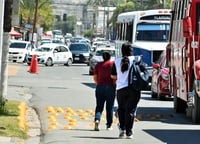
[133,56,140,63]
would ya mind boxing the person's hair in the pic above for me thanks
[121,42,132,73]
[102,51,111,62]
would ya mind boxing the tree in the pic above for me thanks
[20,0,55,31]
[84,29,93,38]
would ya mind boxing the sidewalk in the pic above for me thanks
[0,85,41,144]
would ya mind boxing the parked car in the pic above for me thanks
[69,43,91,65]
[89,46,116,75]
[9,40,35,63]
[52,39,65,44]
[151,51,170,99]
[40,41,51,46]
[91,41,107,52]
[26,43,73,66]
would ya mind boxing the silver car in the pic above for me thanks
[89,46,115,75]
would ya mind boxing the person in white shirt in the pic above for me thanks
[111,42,141,139]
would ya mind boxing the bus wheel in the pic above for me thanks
[151,91,157,98]
[174,95,186,113]
[192,80,200,123]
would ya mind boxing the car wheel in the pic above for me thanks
[192,79,200,123]
[23,54,27,63]
[151,82,157,98]
[157,81,164,100]
[65,58,72,66]
[151,91,157,98]
[45,58,53,66]
[89,70,93,75]
[173,79,186,113]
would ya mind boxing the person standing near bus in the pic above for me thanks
[93,51,116,131]
[111,42,141,139]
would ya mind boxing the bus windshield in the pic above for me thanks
[136,23,170,42]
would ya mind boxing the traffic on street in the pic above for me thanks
[1,0,200,144]
[7,62,200,144]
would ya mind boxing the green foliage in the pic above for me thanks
[54,16,77,36]
[0,100,28,139]
[0,99,7,113]
[20,0,55,31]
[84,29,94,37]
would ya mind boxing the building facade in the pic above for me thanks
[52,0,115,37]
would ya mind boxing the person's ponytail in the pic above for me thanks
[121,56,129,73]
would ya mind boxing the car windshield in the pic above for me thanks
[52,40,63,44]
[35,47,52,52]
[136,23,170,42]
[96,50,115,57]
[10,42,26,49]
[69,44,89,51]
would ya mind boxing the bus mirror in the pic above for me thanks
[183,17,192,38]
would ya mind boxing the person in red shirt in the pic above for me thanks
[93,51,115,131]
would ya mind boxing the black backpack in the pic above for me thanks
[128,56,149,91]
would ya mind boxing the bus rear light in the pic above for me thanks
[164,11,168,13]
[183,17,192,38]
[195,60,200,79]
[140,12,145,16]
[159,11,163,13]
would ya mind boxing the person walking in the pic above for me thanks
[93,51,116,131]
[111,42,141,139]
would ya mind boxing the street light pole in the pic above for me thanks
[106,0,110,40]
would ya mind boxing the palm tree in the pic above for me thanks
[20,0,54,31]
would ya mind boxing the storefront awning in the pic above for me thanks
[10,27,22,37]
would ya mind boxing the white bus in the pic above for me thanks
[116,9,171,66]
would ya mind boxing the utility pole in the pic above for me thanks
[163,0,166,8]
[31,0,39,47]
[0,1,5,101]
[103,6,105,37]
[106,0,110,40]
[1,0,13,105]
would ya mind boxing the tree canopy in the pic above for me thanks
[20,0,55,31]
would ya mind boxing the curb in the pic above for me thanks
[0,106,41,144]
[23,106,41,144]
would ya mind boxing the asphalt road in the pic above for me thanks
[7,62,200,144]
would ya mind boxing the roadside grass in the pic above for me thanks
[0,100,28,139]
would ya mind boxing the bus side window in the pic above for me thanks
[126,22,133,42]
[196,3,200,35]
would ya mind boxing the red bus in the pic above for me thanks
[167,0,200,123]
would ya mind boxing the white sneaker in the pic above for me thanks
[106,126,113,131]
[119,129,125,138]
[127,134,133,139]
[94,120,100,131]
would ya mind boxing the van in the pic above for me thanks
[9,40,35,63]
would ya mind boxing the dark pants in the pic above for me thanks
[95,85,115,126]
[117,87,141,135]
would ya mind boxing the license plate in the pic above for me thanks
[75,57,79,60]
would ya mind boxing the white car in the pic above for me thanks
[9,40,35,63]
[26,43,73,66]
